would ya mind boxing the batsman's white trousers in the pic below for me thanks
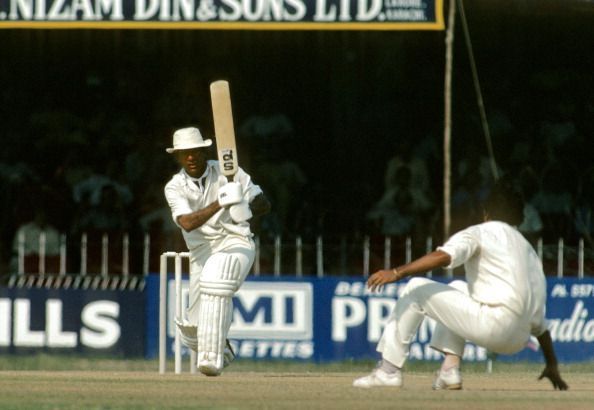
[378,277,531,367]
[185,235,255,325]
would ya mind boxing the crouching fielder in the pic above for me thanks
[164,127,270,376]
[354,179,568,391]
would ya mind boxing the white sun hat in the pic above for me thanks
[166,127,212,153]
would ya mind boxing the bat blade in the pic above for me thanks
[210,80,238,180]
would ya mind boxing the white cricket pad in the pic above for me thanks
[197,253,242,375]
[175,318,198,351]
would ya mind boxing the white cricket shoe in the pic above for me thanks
[353,368,403,388]
[198,352,222,377]
[198,363,221,377]
[198,341,235,376]
[432,367,462,390]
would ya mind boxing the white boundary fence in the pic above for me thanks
[8,231,150,289]
[8,231,593,282]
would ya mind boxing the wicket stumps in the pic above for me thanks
[159,251,197,374]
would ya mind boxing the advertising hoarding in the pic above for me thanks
[145,275,594,363]
[0,0,444,30]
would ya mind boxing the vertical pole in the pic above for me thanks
[159,253,167,374]
[101,233,109,277]
[39,231,46,275]
[182,252,195,374]
[443,0,457,241]
[80,233,88,276]
[18,230,25,275]
[316,235,324,278]
[143,233,151,276]
[122,233,129,278]
[383,236,391,270]
[174,253,182,374]
[59,234,67,276]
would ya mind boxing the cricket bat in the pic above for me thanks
[210,80,238,182]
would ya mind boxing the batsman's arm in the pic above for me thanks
[177,201,222,232]
[367,250,451,291]
[537,330,569,390]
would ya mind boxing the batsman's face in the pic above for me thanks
[176,148,207,178]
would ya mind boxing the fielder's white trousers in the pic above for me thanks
[186,235,255,325]
[378,277,530,367]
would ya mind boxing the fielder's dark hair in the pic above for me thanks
[482,178,524,226]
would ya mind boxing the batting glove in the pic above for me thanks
[218,182,243,207]
[229,199,252,223]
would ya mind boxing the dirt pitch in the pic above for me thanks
[0,368,592,409]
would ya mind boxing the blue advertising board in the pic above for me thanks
[144,275,594,363]
[0,287,145,356]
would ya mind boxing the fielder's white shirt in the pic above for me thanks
[164,160,263,250]
[437,220,547,336]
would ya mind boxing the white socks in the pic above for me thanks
[441,353,461,372]
[380,359,401,374]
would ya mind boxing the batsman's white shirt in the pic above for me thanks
[164,160,263,250]
[165,160,263,326]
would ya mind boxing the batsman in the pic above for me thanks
[164,84,270,377]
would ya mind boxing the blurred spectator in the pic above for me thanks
[367,165,434,240]
[252,143,307,239]
[450,170,482,234]
[378,138,437,241]
[70,184,130,274]
[239,99,295,143]
[574,166,594,248]
[383,138,432,194]
[531,162,574,241]
[138,189,185,265]
[72,173,132,209]
[449,138,503,233]
[241,109,306,239]
[541,120,576,163]
[517,166,544,244]
[10,208,61,274]
[71,184,130,239]
[0,162,41,273]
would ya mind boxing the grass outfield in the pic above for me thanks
[0,355,593,409]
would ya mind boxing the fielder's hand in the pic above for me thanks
[367,269,401,292]
[538,365,569,390]
[218,182,243,207]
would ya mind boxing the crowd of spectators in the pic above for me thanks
[1,86,591,276]
[1,26,592,277]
